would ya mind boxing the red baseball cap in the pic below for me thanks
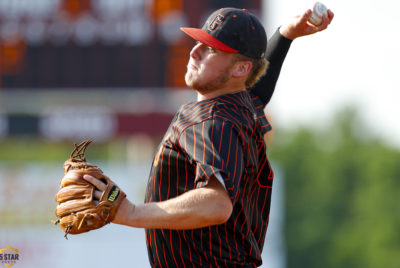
[180,8,267,59]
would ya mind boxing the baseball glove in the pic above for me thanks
[53,140,126,239]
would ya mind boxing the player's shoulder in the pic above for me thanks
[176,91,258,132]
[215,93,257,123]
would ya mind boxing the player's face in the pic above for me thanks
[185,42,235,93]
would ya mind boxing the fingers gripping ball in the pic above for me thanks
[308,2,328,26]
[53,140,126,239]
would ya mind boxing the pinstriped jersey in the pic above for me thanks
[144,90,274,267]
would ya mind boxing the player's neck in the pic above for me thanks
[196,81,246,101]
[197,88,246,101]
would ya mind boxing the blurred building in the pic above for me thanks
[0,0,262,89]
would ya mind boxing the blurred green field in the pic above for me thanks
[0,138,130,162]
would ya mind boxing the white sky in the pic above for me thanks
[263,0,400,149]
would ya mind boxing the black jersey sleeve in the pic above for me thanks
[249,28,293,107]
[179,119,244,203]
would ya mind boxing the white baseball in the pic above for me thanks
[308,2,328,26]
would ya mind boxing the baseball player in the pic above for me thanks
[82,6,334,267]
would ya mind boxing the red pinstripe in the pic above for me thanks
[183,131,189,192]
[200,228,203,252]
[181,231,195,268]
[209,226,212,256]
[190,229,203,267]
[196,162,208,178]
[153,229,162,267]
[224,126,234,173]
[225,223,232,260]
[169,230,179,267]
[192,125,196,160]
[176,151,180,196]
[257,189,270,244]
[161,237,170,268]
[211,119,216,166]
[252,187,262,245]
[202,122,206,163]
[256,156,269,188]
[176,231,187,268]
[216,225,223,259]
[213,256,221,268]
[202,230,211,264]
[233,205,244,257]
[158,146,165,200]
[231,129,240,186]
[218,121,225,152]
[167,149,172,200]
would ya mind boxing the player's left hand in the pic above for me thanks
[279,8,334,40]
[83,174,106,204]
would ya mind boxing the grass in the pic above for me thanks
[0,138,121,162]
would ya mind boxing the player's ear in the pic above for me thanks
[231,60,252,78]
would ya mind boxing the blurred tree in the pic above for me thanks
[269,108,400,268]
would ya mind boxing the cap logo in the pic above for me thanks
[208,14,225,31]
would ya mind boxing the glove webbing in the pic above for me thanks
[70,140,92,162]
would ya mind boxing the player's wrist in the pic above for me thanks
[112,198,136,225]
[279,25,297,40]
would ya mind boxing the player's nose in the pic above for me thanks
[189,42,203,61]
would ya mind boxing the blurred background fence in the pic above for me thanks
[1,0,400,268]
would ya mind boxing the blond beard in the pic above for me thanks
[185,67,231,94]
